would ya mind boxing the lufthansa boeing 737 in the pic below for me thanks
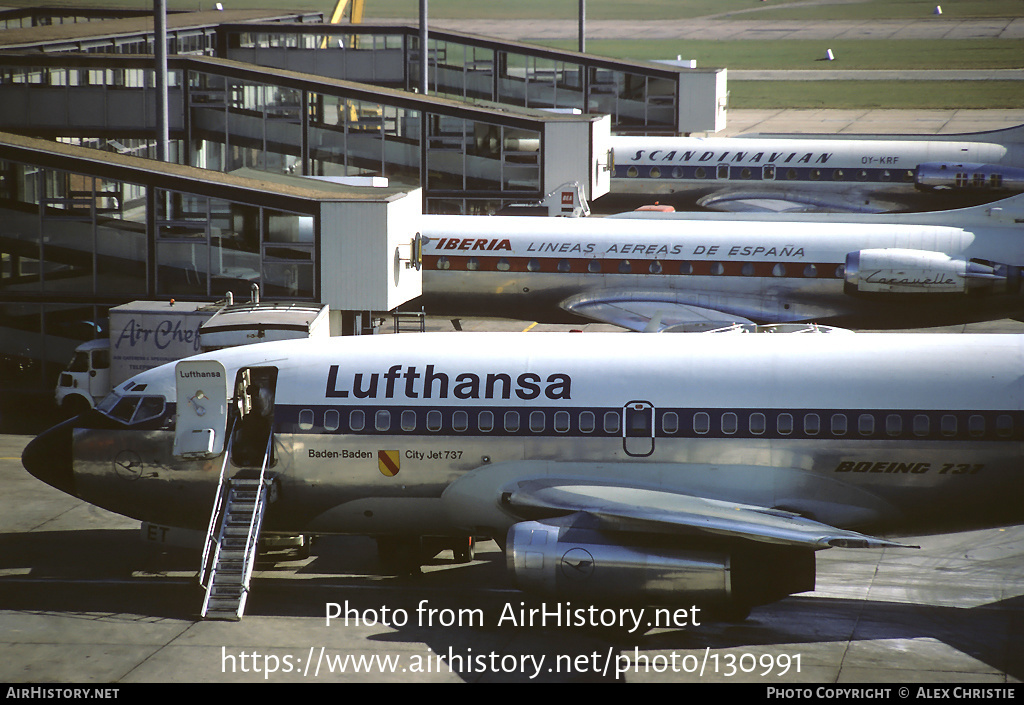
[414,193,1024,332]
[609,122,1024,213]
[21,332,1024,619]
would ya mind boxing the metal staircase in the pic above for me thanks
[199,429,273,620]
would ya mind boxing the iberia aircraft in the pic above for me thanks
[22,332,1024,619]
[414,193,1024,332]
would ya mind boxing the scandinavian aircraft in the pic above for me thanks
[413,193,1024,332]
[608,123,1024,213]
[21,332,1024,619]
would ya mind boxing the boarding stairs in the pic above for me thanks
[199,430,274,620]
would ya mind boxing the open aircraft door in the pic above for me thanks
[173,359,229,459]
[623,400,655,457]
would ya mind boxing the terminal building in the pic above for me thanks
[0,7,726,418]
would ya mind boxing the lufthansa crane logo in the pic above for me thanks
[560,548,595,581]
[113,450,144,481]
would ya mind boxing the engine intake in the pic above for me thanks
[845,249,1021,296]
[506,520,814,610]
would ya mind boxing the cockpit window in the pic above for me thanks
[97,392,166,425]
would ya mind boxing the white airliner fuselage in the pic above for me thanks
[415,204,1024,331]
[22,332,1024,613]
[609,128,1024,213]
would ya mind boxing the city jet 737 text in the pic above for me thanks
[22,332,1024,619]
[414,193,1024,332]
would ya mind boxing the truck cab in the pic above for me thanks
[54,338,110,415]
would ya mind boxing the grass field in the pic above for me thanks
[12,0,1024,108]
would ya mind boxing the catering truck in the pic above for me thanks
[54,298,329,415]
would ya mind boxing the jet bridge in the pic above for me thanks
[0,52,610,215]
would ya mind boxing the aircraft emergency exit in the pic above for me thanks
[609,122,1024,213]
[415,193,1024,332]
[22,332,1024,619]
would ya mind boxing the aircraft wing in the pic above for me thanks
[559,291,755,332]
[502,479,913,550]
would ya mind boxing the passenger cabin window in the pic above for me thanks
[504,411,520,432]
[478,410,494,432]
[662,412,679,434]
[804,413,820,435]
[831,414,847,436]
[530,411,545,433]
[913,414,929,437]
[941,415,957,437]
[886,414,901,437]
[969,415,985,438]
[694,412,710,435]
[721,412,738,435]
[858,414,874,436]
[579,411,595,433]
[426,410,442,432]
[603,412,619,434]
[453,410,468,432]
[749,413,766,435]
[401,410,417,432]
[375,410,391,431]
[997,414,1013,438]
[299,409,314,431]
[350,410,365,431]
[324,409,339,432]
[777,413,793,435]
[554,411,570,433]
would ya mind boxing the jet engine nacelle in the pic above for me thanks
[844,249,1021,296]
[915,162,1024,192]
[506,521,814,611]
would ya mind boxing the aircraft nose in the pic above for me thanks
[22,418,76,496]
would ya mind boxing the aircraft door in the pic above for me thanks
[173,359,229,459]
[230,366,279,468]
[623,400,655,457]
